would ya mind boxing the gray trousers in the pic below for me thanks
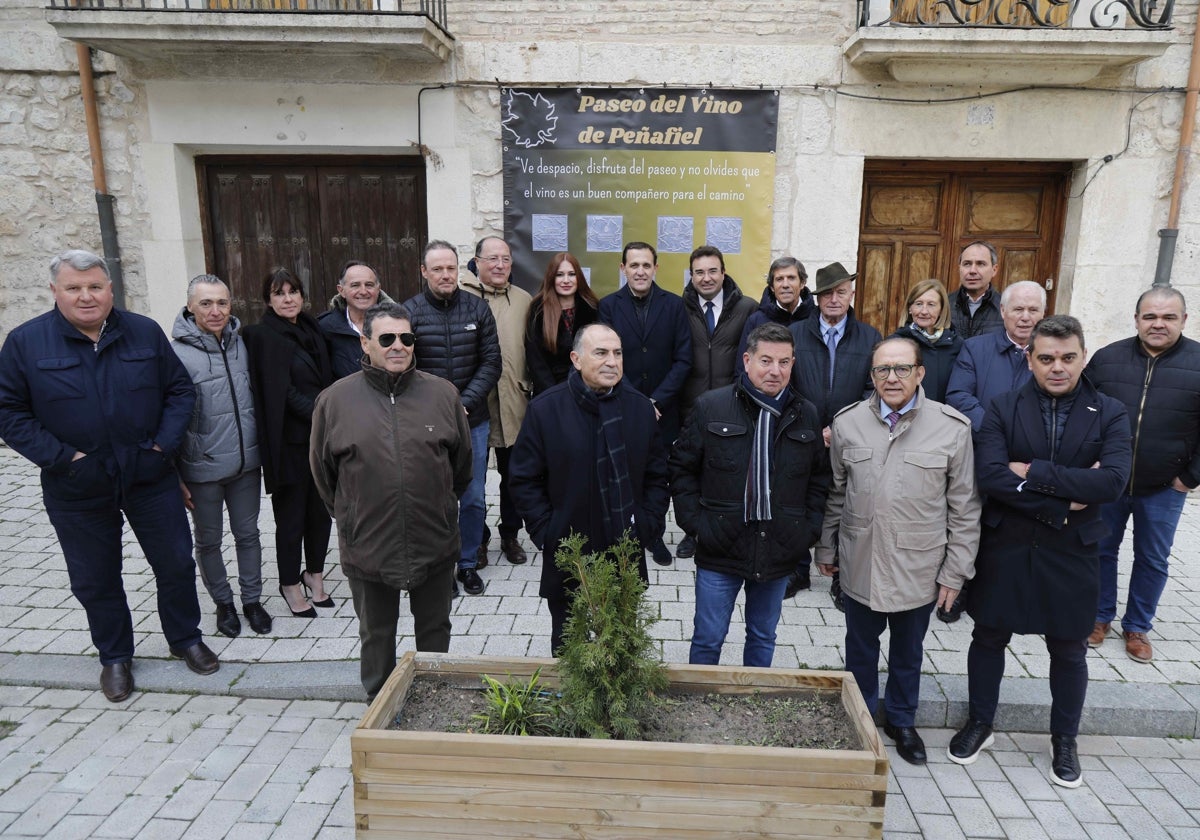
[189,467,264,606]
[348,565,453,700]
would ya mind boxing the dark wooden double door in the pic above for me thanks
[856,160,1071,335]
[200,157,427,324]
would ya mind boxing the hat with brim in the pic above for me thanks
[813,262,857,295]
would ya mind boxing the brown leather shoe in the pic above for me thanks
[170,641,220,675]
[500,536,528,565]
[1123,631,1153,663]
[100,661,133,702]
[1087,621,1111,648]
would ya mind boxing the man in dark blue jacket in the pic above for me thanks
[509,324,669,653]
[1086,286,1200,664]
[0,250,218,703]
[735,256,813,375]
[788,262,881,603]
[599,241,691,567]
[946,281,1046,432]
[403,240,501,597]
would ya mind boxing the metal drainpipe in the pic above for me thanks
[75,41,125,307]
[1155,6,1200,287]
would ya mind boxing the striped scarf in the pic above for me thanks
[568,371,636,544]
[739,374,789,522]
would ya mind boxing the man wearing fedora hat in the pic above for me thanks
[788,261,882,604]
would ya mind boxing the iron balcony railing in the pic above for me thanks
[859,0,1172,29]
[47,0,448,32]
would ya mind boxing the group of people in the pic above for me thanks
[0,241,1197,794]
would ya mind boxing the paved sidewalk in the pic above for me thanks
[2,445,1200,837]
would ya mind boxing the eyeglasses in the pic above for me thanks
[870,364,917,380]
[376,332,415,348]
[481,256,512,265]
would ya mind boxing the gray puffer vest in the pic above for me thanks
[171,310,261,483]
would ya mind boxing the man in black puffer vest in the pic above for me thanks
[403,240,501,597]
[1085,286,1200,664]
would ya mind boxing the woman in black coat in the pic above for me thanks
[524,252,599,396]
[242,268,335,618]
[891,278,963,403]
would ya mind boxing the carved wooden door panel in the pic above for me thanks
[201,158,427,325]
[857,161,1070,335]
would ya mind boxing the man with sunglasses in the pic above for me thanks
[817,336,980,766]
[311,302,472,700]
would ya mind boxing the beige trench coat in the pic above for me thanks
[460,278,533,448]
[816,388,981,613]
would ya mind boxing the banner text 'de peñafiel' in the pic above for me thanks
[502,87,778,299]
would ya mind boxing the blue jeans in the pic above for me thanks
[689,567,788,667]
[1097,486,1187,634]
[458,420,489,571]
[843,595,934,727]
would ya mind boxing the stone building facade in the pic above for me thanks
[0,0,1197,347]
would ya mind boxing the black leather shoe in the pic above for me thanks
[883,722,927,765]
[100,661,133,702]
[830,574,845,613]
[457,568,486,596]
[948,718,995,765]
[242,602,272,635]
[675,535,696,560]
[784,566,811,599]
[500,536,528,565]
[1050,734,1082,788]
[476,526,490,569]
[650,538,673,567]
[215,602,241,638]
[170,641,220,675]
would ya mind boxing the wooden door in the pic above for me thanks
[889,0,1071,26]
[857,161,1070,335]
[200,157,427,324]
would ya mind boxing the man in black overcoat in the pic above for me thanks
[949,315,1131,790]
[509,323,670,654]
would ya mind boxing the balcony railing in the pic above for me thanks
[859,0,1173,29]
[47,0,448,32]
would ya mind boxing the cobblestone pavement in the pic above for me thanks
[2,445,1200,837]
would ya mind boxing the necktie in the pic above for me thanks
[886,410,901,431]
[704,301,715,337]
[825,327,838,387]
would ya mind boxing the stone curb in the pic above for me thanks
[0,651,1192,738]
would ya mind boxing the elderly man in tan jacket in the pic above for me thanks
[817,336,980,766]
[461,236,534,566]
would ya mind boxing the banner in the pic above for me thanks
[501,87,779,299]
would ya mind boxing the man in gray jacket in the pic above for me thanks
[173,275,272,638]
[818,336,980,766]
[311,301,472,699]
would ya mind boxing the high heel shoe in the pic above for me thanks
[279,585,317,618]
[301,571,336,608]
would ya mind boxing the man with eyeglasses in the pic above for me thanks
[461,236,533,568]
[818,336,980,766]
[403,240,501,597]
[311,301,472,700]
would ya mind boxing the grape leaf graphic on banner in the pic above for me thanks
[502,90,558,148]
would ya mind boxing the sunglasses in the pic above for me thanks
[377,332,415,348]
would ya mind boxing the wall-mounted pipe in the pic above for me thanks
[75,42,125,307]
[1155,4,1200,286]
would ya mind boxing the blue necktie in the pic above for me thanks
[825,327,838,387]
[704,301,715,337]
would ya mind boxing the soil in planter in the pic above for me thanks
[393,678,861,750]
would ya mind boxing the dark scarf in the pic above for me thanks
[738,373,789,522]
[261,309,333,385]
[568,370,636,544]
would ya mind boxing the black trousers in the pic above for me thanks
[348,566,453,700]
[270,475,331,587]
[967,622,1089,738]
[493,446,522,539]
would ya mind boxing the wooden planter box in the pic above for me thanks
[352,652,888,839]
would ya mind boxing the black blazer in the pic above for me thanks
[969,378,1131,638]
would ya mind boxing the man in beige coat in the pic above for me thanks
[817,336,980,765]
[461,236,533,566]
